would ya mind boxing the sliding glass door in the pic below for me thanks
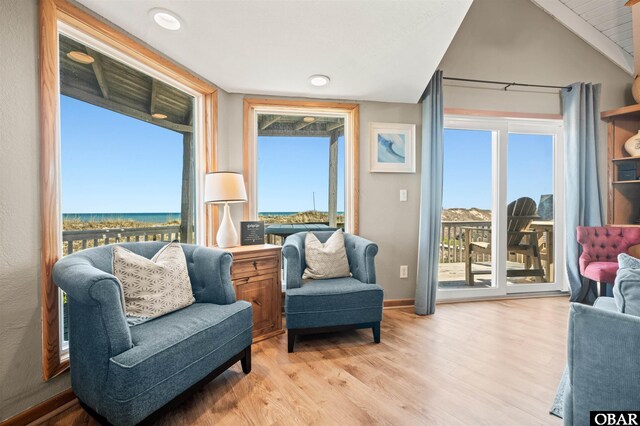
[437,117,564,301]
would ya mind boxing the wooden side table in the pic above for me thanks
[224,244,283,342]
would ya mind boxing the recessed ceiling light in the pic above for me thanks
[303,117,316,123]
[149,8,182,31]
[152,113,168,119]
[309,75,330,87]
[67,51,94,64]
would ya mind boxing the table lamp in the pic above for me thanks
[204,172,247,248]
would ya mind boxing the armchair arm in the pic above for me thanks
[565,303,640,424]
[52,256,132,356]
[282,233,305,289]
[344,233,378,284]
[187,245,235,305]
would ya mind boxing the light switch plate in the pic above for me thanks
[399,189,408,202]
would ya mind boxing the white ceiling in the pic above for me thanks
[531,0,634,75]
[76,0,472,104]
[560,0,632,55]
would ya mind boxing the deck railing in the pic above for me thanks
[440,220,491,264]
[62,225,181,256]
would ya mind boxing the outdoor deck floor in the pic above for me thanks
[438,261,546,289]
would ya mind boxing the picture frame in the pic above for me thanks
[369,122,416,173]
[240,221,265,245]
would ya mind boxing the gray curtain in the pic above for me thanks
[415,70,444,315]
[561,82,604,302]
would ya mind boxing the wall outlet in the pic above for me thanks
[400,265,408,279]
[399,189,408,202]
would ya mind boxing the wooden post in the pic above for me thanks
[328,131,338,227]
[628,1,640,75]
[180,132,194,243]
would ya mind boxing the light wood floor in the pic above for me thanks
[45,297,568,425]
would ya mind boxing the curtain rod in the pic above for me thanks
[443,76,571,91]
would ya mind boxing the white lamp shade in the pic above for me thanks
[204,172,247,204]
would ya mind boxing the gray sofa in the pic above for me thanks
[282,231,383,352]
[563,255,640,425]
[53,242,252,425]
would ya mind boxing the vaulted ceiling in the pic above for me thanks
[531,0,634,75]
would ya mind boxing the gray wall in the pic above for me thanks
[0,0,71,421]
[0,0,634,420]
[216,94,423,300]
[439,0,632,202]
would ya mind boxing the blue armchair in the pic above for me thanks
[282,231,383,352]
[563,256,640,425]
[53,242,252,426]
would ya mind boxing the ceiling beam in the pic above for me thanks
[531,0,634,76]
[85,47,110,99]
[258,129,335,138]
[325,122,344,132]
[150,79,158,115]
[260,116,280,130]
[62,85,192,133]
[294,120,315,131]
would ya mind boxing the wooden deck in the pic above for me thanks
[44,297,568,425]
[438,261,546,289]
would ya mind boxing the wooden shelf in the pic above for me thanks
[613,180,640,184]
[612,157,640,162]
[605,107,640,225]
[602,104,640,120]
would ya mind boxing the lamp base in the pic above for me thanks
[217,203,238,248]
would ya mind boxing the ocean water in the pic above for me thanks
[63,213,181,223]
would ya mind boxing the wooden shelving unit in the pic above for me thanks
[602,105,640,226]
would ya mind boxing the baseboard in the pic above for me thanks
[0,389,76,426]
[383,298,415,309]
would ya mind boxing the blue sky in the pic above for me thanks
[61,96,345,213]
[442,129,553,210]
[257,136,345,212]
[61,96,184,213]
[62,97,550,214]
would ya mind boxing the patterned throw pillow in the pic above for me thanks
[113,242,195,324]
[302,229,351,280]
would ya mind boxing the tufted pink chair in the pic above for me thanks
[576,226,640,298]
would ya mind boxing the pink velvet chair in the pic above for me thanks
[576,226,640,301]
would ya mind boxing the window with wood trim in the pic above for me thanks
[243,99,359,237]
[39,0,218,380]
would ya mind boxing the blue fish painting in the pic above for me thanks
[377,133,406,163]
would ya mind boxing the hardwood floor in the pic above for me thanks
[44,297,568,425]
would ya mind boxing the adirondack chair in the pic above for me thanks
[463,197,545,285]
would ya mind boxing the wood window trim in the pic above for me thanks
[242,98,360,234]
[39,0,219,380]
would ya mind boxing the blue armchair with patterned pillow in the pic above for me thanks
[53,242,252,426]
[282,231,384,352]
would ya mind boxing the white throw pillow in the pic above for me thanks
[302,229,351,280]
[113,242,195,324]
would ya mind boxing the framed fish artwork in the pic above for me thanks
[369,122,416,173]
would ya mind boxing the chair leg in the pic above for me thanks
[288,331,295,353]
[465,252,474,286]
[576,276,592,304]
[241,346,251,374]
[599,282,608,297]
[372,322,381,343]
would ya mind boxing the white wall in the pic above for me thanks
[0,0,71,421]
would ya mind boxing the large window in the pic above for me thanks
[243,100,359,236]
[40,1,217,379]
[437,116,564,301]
